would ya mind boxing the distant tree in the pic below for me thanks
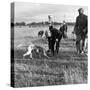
[30,22,36,25]
[26,21,75,26]
[45,21,49,25]
[21,22,26,26]
[15,22,26,26]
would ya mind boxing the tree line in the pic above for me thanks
[11,21,75,27]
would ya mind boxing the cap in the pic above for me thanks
[78,8,84,12]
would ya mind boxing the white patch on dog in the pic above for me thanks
[23,43,35,59]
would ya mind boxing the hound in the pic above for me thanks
[23,43,49,59]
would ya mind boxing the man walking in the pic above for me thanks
[73,8,88,54]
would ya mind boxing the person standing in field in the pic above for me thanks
[73,8,88,54]
[46,15,53,53]
[59,21,68,39]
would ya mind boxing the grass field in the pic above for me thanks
[11,25,88,87]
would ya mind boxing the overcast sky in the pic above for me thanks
[14,2,88,23]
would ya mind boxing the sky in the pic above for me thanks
[14,2,88,23]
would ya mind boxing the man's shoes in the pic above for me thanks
[77,50,81,55]
[80,51,84,55]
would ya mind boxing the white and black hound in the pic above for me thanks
[23,43,49,59]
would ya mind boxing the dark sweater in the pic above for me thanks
[74,14,88,35]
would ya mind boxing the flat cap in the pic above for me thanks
[78,8,84,12]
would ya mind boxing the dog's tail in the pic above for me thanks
[17,43,23,48]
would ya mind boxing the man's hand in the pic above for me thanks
[83,28,86,33]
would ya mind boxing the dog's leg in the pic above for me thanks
[36,48,42,58]
[23,51,29,57]
[38,49,41,58]
[43,49,49,58]
[23,50,31,58]
[30,53,33,59]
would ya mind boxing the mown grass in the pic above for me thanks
[13,58,87,87]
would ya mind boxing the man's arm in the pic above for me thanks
[74,17,78,32]
[72,17,78,34]
[65,24,67,32]
[83,16,88,33]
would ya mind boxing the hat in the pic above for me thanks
[78,8,84,12]
[49,25,53,30]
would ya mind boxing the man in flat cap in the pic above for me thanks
[73,8,88,54]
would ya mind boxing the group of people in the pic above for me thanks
[23,8,88,59]
[46,16,68,55]
[46,8,88,56]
